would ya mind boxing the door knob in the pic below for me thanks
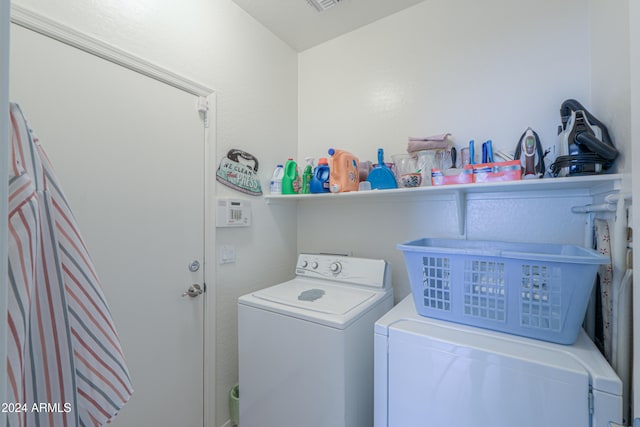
[182,284,204,298]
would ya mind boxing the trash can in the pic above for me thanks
[229,384,239,426]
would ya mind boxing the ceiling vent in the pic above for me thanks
[306,0,342,12]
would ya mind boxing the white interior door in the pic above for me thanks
[9,25,208,427]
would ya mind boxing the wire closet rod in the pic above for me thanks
[571,203,617,213]
[606,192,633,203]
[572,191,632,214]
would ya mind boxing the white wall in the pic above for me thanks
[629,0,640,419]
[9,1,298,426]
[299,0,592,163]
[589,0,631,176]
[0,1,9,426]
[297,0,619,301]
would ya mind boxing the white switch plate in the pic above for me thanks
[219,245,236,264]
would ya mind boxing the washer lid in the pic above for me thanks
[252,278,378,316]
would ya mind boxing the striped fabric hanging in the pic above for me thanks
[6,103,133,427]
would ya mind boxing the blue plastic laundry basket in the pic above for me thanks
[398,238,609,344]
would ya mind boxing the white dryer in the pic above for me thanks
[374,296,623,427]
[239,253,393,427]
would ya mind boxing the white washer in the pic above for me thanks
[374,295,623,427]
[238,253,393,427]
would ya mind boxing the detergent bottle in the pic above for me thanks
[328,148,359,193]
[310,157,330,193]
[269,164,284,194]
[282,158,300,194]
[301,157,314,194]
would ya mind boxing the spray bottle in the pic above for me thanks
[301,157,314,194]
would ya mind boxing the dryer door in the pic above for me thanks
[386,319,590,427]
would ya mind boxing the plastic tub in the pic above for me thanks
[397,238,609,344]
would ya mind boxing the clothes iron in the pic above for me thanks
[514,127,545,179]
[551,99,618,177]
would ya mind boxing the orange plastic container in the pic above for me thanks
[328,148,359,193]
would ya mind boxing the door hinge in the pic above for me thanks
[198,96,209,128]
[588,386,594,415]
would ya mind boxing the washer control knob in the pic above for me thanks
[301,260,308,268]
[312,262,319,269]
[329,262,342,274]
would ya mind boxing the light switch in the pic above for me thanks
[219,245,236,264]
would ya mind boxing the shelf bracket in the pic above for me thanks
[455,190,466,236]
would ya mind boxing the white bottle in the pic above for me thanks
[270,164,284,194]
